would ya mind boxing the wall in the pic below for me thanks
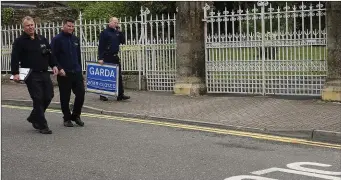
[6,7,78,25]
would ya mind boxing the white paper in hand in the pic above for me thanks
[10,68,31,81]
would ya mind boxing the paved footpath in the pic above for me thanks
[2,82,341,143]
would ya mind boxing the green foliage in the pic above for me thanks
[82,2,128,20]
[1,8,14,25]
[66,1,176,20]
[66,1,93,12]
[139,1,176,14]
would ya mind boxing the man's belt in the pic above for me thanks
[65,70,80,73]
[104,53,118,56]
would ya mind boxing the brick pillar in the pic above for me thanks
[322,2,341,101]
[173,1,208,96]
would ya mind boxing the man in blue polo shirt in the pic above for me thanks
[51,18,85,127]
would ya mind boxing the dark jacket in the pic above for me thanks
[50,31,82,72]
[11,32,59,75]
[98,26,125,60]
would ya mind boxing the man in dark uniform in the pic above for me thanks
[11,16,59,134]
[97,17,130,101]
[51,18,85,127]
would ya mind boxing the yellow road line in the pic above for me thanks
[2,104,341,150]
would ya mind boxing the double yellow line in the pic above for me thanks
[3,104,341,150]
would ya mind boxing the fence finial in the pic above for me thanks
[140,7,150,16]
[203,3,211,11]
[79,11,83,22]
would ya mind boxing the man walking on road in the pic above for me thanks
[51,18,85,127]
[97,17,130,101]
[11,16,59,134]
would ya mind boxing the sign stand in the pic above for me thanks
[85,61,119,97]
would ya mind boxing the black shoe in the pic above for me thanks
[27,116,39,129]
[63,120,74,127]
[100,95,108,101]
[27,116,33,123]
[117,95,130,101]
[39,127,52,134]
[32,122,40,129]
[72,116,84,127]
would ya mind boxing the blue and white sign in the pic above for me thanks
[86,62,119,96]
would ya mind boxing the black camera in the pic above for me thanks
[41,47,52,55]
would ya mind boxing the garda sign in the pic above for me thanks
[86,62,119,96]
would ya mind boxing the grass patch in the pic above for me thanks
[207,46,326,61]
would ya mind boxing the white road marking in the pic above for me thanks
[286,162,341,176]
[252,167,341,180]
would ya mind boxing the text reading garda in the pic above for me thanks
[89,67,116,78]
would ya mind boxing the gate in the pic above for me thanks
[203,1,327,96]
[142,10,177,91]
[76,8,177,91]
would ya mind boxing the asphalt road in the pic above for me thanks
[2,106,341,180]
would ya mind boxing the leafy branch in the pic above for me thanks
[1,8,14,25]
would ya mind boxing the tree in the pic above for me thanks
[66,1,176,20]
[1,8,14,25]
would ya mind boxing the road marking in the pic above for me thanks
[252,167,341,180]
[225,161,341,180]
[2,104,341,150]
[224,175,277,180]
[286,162,341,176]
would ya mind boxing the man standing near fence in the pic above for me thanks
[50,18,85,127]
[97,17,130,101]
[11,16,59,134]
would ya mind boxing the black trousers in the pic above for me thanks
[25,71,54,129]
[103,54,124,96]
[57,71,85,121]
